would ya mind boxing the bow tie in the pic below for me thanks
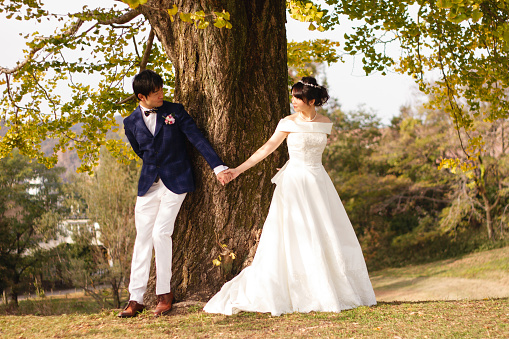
[144,109,157,117]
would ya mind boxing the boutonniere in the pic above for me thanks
[164,113,176,125]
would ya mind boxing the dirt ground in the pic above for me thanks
[371,246,509,302]
[372,275,509,302]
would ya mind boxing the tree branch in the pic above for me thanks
[95,8,142,25]
[0,8,142,76]
[115,28,155,105]
[139,28,155,72]
[437,42,471,160]
[0,19,84,75]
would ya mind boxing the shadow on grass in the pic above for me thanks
[0,295,103,316]
[373,276,430,291]
[375,296,509,306]
[3,292,507,318]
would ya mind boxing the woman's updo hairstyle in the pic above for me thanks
[291,77,330,107]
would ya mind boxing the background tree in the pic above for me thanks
[321,94,508,269]
[0,150,64,306]
[438,118,509,240]
[54,146,139,308]
[319,0,509,237]
[323,0,509,158]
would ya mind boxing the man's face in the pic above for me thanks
[139,87,164,109]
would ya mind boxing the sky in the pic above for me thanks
[0,1,418,124]
[285,18,418,124]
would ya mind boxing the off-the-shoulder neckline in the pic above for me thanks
[281,119,333,125]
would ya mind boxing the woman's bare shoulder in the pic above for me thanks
[283,114,298,121]
[314,114,331,123]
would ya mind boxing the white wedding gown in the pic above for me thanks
[204,119,376,316]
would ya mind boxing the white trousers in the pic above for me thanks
[128,180,187,304]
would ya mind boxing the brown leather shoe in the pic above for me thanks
[153,292,173,317]
[118,300,146,318]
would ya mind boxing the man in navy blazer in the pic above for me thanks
[118,70,230,318]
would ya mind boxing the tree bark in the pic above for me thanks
[140,0,289,302]
[10,274,20,307]
[111,277,121,309]
[481,191,495,240]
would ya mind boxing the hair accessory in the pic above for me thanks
[298,80,321,88]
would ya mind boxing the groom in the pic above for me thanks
[118,70,230,318]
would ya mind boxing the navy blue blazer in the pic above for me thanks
[124,101,225,196]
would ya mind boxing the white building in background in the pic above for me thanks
[39,219,104,248]
[38,219,112,267]
[27,177,43,195]
[26,177,111,266]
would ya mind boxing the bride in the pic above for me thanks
[204,77,376,316]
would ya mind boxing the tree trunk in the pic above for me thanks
[111,277,121,309]
[140,0,289,302]
[10,274,20,307]
[10,292,18,307]
[481,192,495,240]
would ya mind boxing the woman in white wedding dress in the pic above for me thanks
[204,77,376,316]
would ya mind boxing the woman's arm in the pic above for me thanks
[228,130,289,179]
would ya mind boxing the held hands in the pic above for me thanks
[216,171,232,186]
[224,168,241,181]
[216,168,241,185]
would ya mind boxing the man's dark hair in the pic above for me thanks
[132,70,164,100]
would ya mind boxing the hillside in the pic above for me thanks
[1,115,125,176]
[371,246,509,302]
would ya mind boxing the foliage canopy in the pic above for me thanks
[0,0,335,172]
[1,0,508,179]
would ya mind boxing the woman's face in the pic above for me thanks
[291,92,313,112]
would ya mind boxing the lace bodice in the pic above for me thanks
[275,119,333,165]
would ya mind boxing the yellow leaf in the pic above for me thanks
[214,18,226,28]
[197,21,209,29]
[168,4,178,16]
[167,5,178,22]
[180,12,192,23]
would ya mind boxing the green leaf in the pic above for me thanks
[471,9,482,22]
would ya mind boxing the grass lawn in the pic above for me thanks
[371,246,509,280]
[1,247,508,338]
[0,298,507,338]
[371,246,509,302]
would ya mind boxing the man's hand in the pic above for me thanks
[222,168,241,182]
[216,170,233,186]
